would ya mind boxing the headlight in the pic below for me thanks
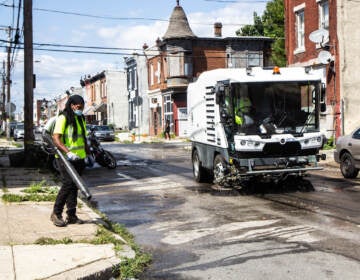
[300,136,323,149]
[236,139,264,151]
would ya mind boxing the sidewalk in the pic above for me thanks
[0,139,134,280]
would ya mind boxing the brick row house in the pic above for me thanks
[81,70,128,129]
[285,0,360,138]
[136,1,273,137]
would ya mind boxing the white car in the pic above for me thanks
[13,123,24,141]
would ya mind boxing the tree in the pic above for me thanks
[236,0,285,67]
[236,12,263,36]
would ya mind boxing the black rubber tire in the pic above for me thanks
[192,149,208,183]
[213,154,227,186]
[103,150,117,169]
[340,152,359,178]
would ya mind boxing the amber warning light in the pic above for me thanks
[272,66,281,75]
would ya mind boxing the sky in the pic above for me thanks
[0,0,268,113]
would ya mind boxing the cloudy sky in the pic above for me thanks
[0,0,268,113]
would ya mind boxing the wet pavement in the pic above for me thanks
[85,144,360,279]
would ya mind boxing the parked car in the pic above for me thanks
[92,125,115,141]
[13,123,24,141]
[334,126,360,178]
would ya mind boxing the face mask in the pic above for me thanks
[74,109,83,116]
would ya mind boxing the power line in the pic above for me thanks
[0,2,272,27]
[17,46,266,61]
[33,7,169,22]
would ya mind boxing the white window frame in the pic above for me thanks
[163,94,173,131]
[150,63,154,86]
[294,4,306,54]
[318,0,329,30]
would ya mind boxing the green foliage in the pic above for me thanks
[1,180,58,202]
[236,0,285,66]
[2,193,57,202]
[323,136,335,150]
[119,254,152,280]
[236,12,263,36]
[90,211,152,279]
[35,237,74,245]
[22,180,58,194]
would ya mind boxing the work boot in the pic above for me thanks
[50,212,66,227]
[66,215,84,224]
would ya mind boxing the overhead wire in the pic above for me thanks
[0,2,281,28]
[10,0,22,74]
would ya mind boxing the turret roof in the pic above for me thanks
[163,1,196,39]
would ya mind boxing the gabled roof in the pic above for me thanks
[163,2,196,39]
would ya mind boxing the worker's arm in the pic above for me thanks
[52,133,70,154]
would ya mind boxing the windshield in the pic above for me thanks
[222,81,320,135]
[95,125,112,131]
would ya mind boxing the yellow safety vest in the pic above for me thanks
[53,115,87,159]
[235,97,252,125]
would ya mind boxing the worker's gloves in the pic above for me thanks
[66,152,80,161]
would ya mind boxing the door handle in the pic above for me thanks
[348,142,352,146]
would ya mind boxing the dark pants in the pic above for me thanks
[53,158,86,217]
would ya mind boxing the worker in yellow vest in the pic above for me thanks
[50,95,90,227]
[234,91,254,126]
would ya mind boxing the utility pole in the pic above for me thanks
[1,61,5,130]
[23,0,35,151]
[6,26,11,140]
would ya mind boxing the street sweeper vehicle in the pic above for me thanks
[187,66,326,187]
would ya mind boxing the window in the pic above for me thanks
[184,54,193,76]
[296,9,305,50]
[319,1,329,29]
[168,53,181,77]
[247,52,262,67]
[150,63,154,85]
[163,94,173,131]
[156,60,161,83]
[128,67,137,91]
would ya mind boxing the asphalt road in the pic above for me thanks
[83,142,360,280]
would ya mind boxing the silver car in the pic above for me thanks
[334,127,360,178]
[13,123,25,141]
[92,125,115,141]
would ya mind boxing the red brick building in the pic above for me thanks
[145,1,273,137]
[285,0,344,139]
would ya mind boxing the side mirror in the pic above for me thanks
[215,84,225,104]
[216,91,223,104]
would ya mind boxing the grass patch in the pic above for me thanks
[89,209,152,279]
[33,214,152,280]
[323,136,335,150]
[35,237,74,245]
[22,180,58,194]
[1,180,58,202]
